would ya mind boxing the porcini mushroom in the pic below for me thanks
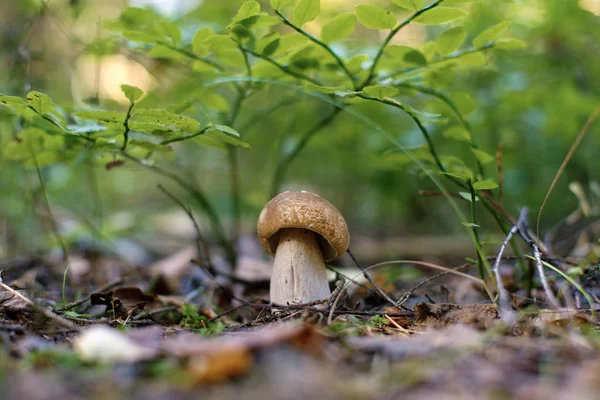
[257,191,349,305]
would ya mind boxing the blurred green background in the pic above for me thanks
[1,0,599,265]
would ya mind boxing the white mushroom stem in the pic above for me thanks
[270,228,331,305]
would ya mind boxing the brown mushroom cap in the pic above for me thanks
[257,191,349,262]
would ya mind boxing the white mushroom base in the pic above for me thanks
[270,228,331,305]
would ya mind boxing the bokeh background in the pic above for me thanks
[1,0,599,267]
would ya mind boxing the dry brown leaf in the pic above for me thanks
[187,349,254,384]
[414,302,498,328]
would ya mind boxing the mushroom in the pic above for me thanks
[257,191,349,305]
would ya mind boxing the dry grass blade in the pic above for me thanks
[536,104,600,239]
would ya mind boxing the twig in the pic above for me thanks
[517,210,561,309]
[240,47,321,85]
[274,10,355,87]
[397,264,471,306]
[130,306,180,321]
[346,249,405,312]
[536,103,600,239]
[0,271,80,331]
[157,184,213,271]
[492,209,529,322]
[362,0,445,87]
[56,278,123,312]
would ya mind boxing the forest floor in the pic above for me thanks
[1,238,600,400]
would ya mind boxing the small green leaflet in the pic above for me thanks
[0,94,26,107]
[130,109,200,135]
[207,125,251,148]
[232,1,261,23]
[413,7,467,25]
[392,0,423,11]
[472,148,494,164]
[458,191,479,202]
[26,91,55,115]
[451,92,477,115]
[404,105,441,119]
[443,126,471,142]
[473,21,510,47]
[158,20,181,45]
[270,0,289,10]
[73,111,126,128]
[495,38,526,50]
[121,84,144,103]
[202,35,237,54]
[386,45,426,65]
[436,26,466,56]
[473,179,498,190]
[257,32,281,56]
[355,4,396,30]
[363,85,399,99]
[462,222,480,228]
[128,139,173,152]
[321,13,356,43]
[292,0,320,27]
[192,27,215,55]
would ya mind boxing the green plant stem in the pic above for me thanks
[385,43,495,80]
[395,83,484,178]
[160,126,210,145]
[33,153,70,304]
[270,106,341,196]
[362,0,446,87]
[274,9,355,88]
[121,151,236,266]
[121,101,134,151]
[240,47,321,85]
[156,40,224,71]
[468,180,485,280]
[226,91,246,253]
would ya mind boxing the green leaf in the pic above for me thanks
[257,32,281,56]
[192,27,215,55]
[473,21,510,47]
[436,26,466,56]
[202,35,238,54]
[26,91,54,115]
[413,7,467,24]
[198,90,230,112]
[0,94,26,107]
[444,0,483,3]
[240,14,280,29]
[148,45,187,61]
[458,191,479,202]
[232,1,261,23]
[73,111,126,130]
[386,45,426,65]
[392,0,423,10]
[321,13,356,43]
[443,126,471,142]
[304,83,346,94]
[405,105,442,120]
[473,179,498,190]
[363,85,399,99]
[128,139,173,153]
[158,20,181,45]
[472,148,494,164]
[121,85,144,103]
[462,222,480,228]
[131,109,200,135]
[451,92,477,115]
[355,4,396,30]
[207,126,251,148]
[270,0,289,10]
[495,38,526,50]
[292,0,320,27]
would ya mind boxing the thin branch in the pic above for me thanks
[536,103,600,239]
[270,106,341,196]
[0,271,80,331]
[385,43,495,80]
[397,264,470,306]
[121,152,236,266]
[274,9,355,87]
[160,126,211,145]
[240,46,321,85]
[156,40,224,71]
[157,184,213,271]
[346,249,407,312]
[121,101,134,151]
[362,0,446,87]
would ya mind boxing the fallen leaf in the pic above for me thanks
[73,326,158,362]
